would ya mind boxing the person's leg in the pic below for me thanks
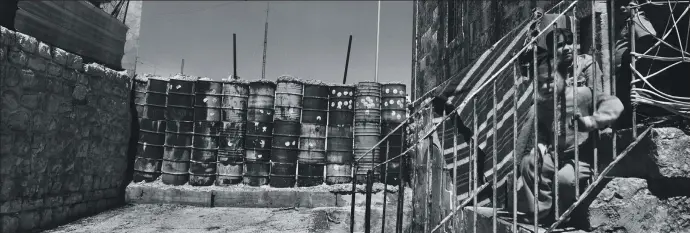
[516,144,557,222]
[556,159,593,218]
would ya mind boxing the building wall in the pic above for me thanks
[0,27,132,233]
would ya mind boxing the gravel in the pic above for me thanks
[129,179,403,194]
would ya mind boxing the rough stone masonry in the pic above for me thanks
[1,26,132,233]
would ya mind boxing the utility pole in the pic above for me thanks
[233,33,237,79]
[261,2,269,80]
[181,59,185,75]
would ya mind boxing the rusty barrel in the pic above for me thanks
[270,121,300,188]
[133,118,166,182]
[302,82,329,124]
[244,80,276,186]
[135,77,168,120]
[221,80,249,122]
[297,124,326,187]
[166,78,196,121]
[326,126,353,184]
[162,120,194,185]
[216,121,246,185]
[354,122,381,183]
[189,121,220,186]
[354,82,381,123]
[273,76,303,122]
[381,122,405,185]
[328,84,355,126]
[381,83,407,123]
[194,79,223,122]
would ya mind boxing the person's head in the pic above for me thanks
[529,54,566,103]
[545,28,574,65]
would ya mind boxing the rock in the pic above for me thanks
[589,178,690,233]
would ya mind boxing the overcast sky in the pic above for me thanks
[135,1,413,87]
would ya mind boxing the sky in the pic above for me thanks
[135,1,413,87]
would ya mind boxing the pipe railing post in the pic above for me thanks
[365,169,374,233]
[350,164,358,233]
[381,141,390,233]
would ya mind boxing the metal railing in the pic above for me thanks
[347,0,688,232]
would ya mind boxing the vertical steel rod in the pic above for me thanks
[396,127,406,233]
[552,23,560,220]
[440,109,446,232]
[532,42,539,231]
[511,52,519,233]
[365,170,374,233]
[472,97,478,233]
[452,122,458,232]
[492,80,498,232]
[425,107,433,233]
[591,0,599,180]
[344,35,353,84]
[350,164,358,233]
[573,7,581,199]
[381,141,390,233]
[630,3,638,137]
[609,0,618,183]
[375,1,381,82]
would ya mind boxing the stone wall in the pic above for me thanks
[0,26,132,233]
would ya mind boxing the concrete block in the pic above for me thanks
[213,189,299,208]
[295,190,338,208]
[127,186,212,207]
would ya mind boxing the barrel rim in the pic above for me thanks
[302,79,327,86]
[379,82,407,86]
[276,75,304,84]
[137,142,165,147]
[170,74,200,81]
[249,79,277,86]
[221,79,250,84]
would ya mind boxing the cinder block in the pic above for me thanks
[295,191,338,208]
[127,186,212,207]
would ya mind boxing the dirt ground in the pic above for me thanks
[42,204,340,233]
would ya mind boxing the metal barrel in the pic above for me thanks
[297,123,326,187]
[270,120,300,188]
[132,77,147,118]
[136,77,168,120]
[302,82,329,124]
[166,78,196,121]
[133,119,166,182]
[354,82,381,123]
[217,121,246,186]
[189,121,220,186]
[216,156,243,186]
[194,80,223,122]
[380,83,407,123]
[381,122,405,185]
[243,80,276,186]
[325,125,353,184]
[221,80,249,122]
[328,84,355,126]
[161,120,194,185]
[354,122,381,183]
[273,78,304,122]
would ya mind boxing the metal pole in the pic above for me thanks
[350,164,358,233]
[181,59,185,75]
[381,141,390,233]
[233,33,238,78]
[365,169,374,233]
[261,2,269,80]
[396,127,406,233]
[375,1,381,82]
[344,35,353,84]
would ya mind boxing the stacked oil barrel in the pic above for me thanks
[161,76,197,185]
[297,81,329,187]
[380,83,407,185]
[244,80,276,186]
[270,76,303,188]
[353,82,382,183]
[325,84,355,184]
[216,80,249,186]
[188,79,223,186]
[132,76,167,182]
